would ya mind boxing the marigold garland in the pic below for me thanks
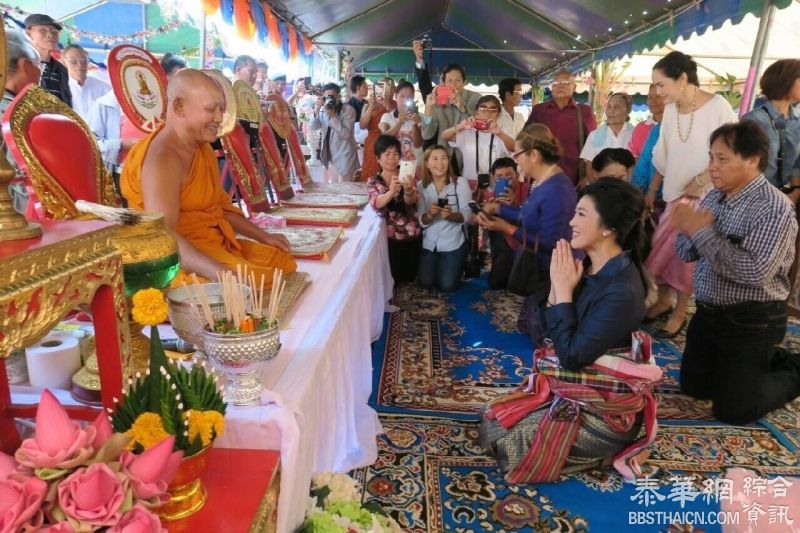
[131,288,169,326]
[185,410,226,447]
[126,412,170,450]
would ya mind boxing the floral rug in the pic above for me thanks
[351,415,800,533]
[364,277,800,532]
[371,277,799,430]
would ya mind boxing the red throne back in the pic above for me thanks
[27,114,101,204]
[2,84,118,220]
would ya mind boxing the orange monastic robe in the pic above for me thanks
[121,129,296,286]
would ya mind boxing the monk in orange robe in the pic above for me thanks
[121,69,296,286]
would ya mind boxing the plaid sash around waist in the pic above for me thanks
[485,338,661,484]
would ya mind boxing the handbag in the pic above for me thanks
[507,222,541,296]
[453,178,481,278]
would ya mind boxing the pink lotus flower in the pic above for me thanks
[56,463,128,528]
[107,504,165,533]
[119,436,182,504]
[0,475,47,532]
[14,390,96,470]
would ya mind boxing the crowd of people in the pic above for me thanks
[5,14,800,482]
[358,43,800,476]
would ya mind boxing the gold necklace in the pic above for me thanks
[676,87,698,143]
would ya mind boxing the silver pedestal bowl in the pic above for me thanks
[202,323,281,406]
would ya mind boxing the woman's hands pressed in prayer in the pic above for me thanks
[549,239,583,304]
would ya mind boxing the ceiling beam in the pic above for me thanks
[350,29,435,72]
[317,43,585,53]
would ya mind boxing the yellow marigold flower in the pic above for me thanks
[131,288,169,326]
[185,409,225,447]
[126,412,170,450]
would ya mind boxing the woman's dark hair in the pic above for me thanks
[441,64,466,83]
[394,80,414,95]
[579,178,648,293]
[161,53,187,77]
[498,77,521,102]
[373,134,402,158]
[591,148,635,172]
[491,157,517,174]
[709,122,770,172]
[759,59,800,101]
[516,123,562,164]
[653,51,699,87]
[475,94,501,111]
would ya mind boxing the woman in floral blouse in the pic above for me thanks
[368,135,421,282]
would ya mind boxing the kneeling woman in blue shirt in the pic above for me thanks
[546,177,648,369]
[479,178,652,479]
[416,145,474,292]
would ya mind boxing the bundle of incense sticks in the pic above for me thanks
[186,267,286,333]
[266,268,286,327]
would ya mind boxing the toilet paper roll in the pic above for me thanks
[25,334,81,389]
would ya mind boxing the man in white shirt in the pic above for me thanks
[498,77,526,141]
[63,44,109,122]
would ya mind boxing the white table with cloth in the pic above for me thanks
[11,206,393,533]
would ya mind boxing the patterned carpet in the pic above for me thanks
[361,277,800,532]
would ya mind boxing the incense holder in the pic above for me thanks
[166,283,251,350]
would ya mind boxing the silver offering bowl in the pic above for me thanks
[202,323,281,406]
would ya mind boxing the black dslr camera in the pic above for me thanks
[324,95,336,110]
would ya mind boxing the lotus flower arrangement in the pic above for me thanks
[0,389,181,532]
[111,289,227,457]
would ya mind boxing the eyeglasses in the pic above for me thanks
[511,148,531,159]
[477,106,499,113]
[551,81,573,88]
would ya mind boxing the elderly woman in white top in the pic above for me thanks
[580,92,635,185]
[417,144,474,292]
[644,51,737,338]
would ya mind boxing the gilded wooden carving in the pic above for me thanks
[6,86,119,220]
[0,226,131,371]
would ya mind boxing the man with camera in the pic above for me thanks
[413,41,481,157]
[310,82,360,181]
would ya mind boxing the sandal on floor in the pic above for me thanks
[642,307,673,324]
[655,318,687,339]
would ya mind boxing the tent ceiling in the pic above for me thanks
[269,0,795,83]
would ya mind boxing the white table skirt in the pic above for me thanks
[12,206,393,533]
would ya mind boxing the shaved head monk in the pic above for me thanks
[121,69,296,285]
